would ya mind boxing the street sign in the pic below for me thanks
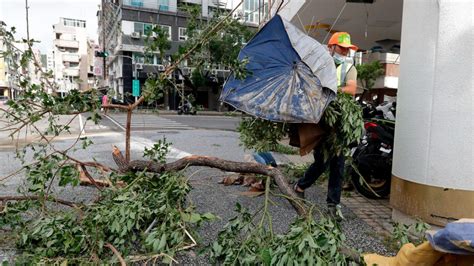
[132,79,140,96]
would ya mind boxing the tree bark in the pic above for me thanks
[112,147,307,216]
[125,109,132,162]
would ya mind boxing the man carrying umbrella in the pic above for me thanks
[294,32,358,221]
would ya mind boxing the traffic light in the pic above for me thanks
[95,51,109,58]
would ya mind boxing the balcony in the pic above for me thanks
[54,39,79,49]
[358,52,400,65]
[63,68,80,77]
[62,54,80,63]
[374,76,399,89]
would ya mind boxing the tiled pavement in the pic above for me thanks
[341,191,393,236]
[281,147,395,237]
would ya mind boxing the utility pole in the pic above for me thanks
[102,0,107,84]
[25,0,30,41]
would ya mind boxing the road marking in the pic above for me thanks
[104,114,126,131]
[78,114,86,135]
[130,136,192,159]
[104,114,194,130]
[103,115,191,159]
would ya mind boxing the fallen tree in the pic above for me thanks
[112,147,307,216]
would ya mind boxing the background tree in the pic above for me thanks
[170,4,255,104]
[355,60,385,101]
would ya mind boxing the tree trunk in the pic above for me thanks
[112,147,307,216]
[125,109,132,162]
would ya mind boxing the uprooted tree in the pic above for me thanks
[0,5,362,264]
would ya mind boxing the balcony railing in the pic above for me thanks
[62,54,80,63]
[63,68,80,77]
[54,39,79,49]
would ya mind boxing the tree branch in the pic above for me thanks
[0,195,80,208]
[105,243,126,266]
[112,147,307,216]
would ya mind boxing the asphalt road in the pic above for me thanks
[162,114,242,131]
[100,113,242,132]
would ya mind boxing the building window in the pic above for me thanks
[131,0,144,7]
[133,53,156,65]
[178,27,187,41]
[243,0,267,23]
[145,54,155,65]
[160,25,172,41]
[144,23,153,36]
[63,18,86,28]
[159,0,169,11]
[134,22,144,35]
[133,53,145,64]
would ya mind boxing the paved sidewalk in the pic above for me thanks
[341,192,392,236]
[281,151,394,237]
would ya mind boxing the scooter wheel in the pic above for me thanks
[350,153,391,199]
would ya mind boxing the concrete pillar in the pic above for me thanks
[391,0,473,226]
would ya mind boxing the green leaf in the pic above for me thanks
[188,213,202,223]
[157,233,167,251]
[260,248,271,266]
[306,235,318,248]
[201,212,216,221]
[21,233,28,244]
[153,238,160,251]
[212,241,223,255]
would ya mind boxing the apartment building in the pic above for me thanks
[0,37,8,99]
[98,0,266,109]
[52,18,96,94]
[0,36,43,100]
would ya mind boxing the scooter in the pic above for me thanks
[177,101,197,115]
[347,100,396,198]
[349,120,394,198]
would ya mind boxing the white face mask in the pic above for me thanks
[332,52,346,65]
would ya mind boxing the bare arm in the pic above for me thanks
[340,79,357,96]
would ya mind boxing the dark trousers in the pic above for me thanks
[297,145,344,205]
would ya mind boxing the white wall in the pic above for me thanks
[393,0,473,190]
[122,21,135,35]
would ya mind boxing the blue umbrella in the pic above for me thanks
[220,15,337,123]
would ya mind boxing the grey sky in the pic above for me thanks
[1,0,100,53]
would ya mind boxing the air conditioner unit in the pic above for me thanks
[157,65,165,71]
[131,32,141,39]
[135,63,143,70]
[182,67,191,75]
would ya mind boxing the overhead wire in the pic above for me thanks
[322,2,347,44]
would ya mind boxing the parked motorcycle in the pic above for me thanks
[177,101,197,115]
[347,101,396,198]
